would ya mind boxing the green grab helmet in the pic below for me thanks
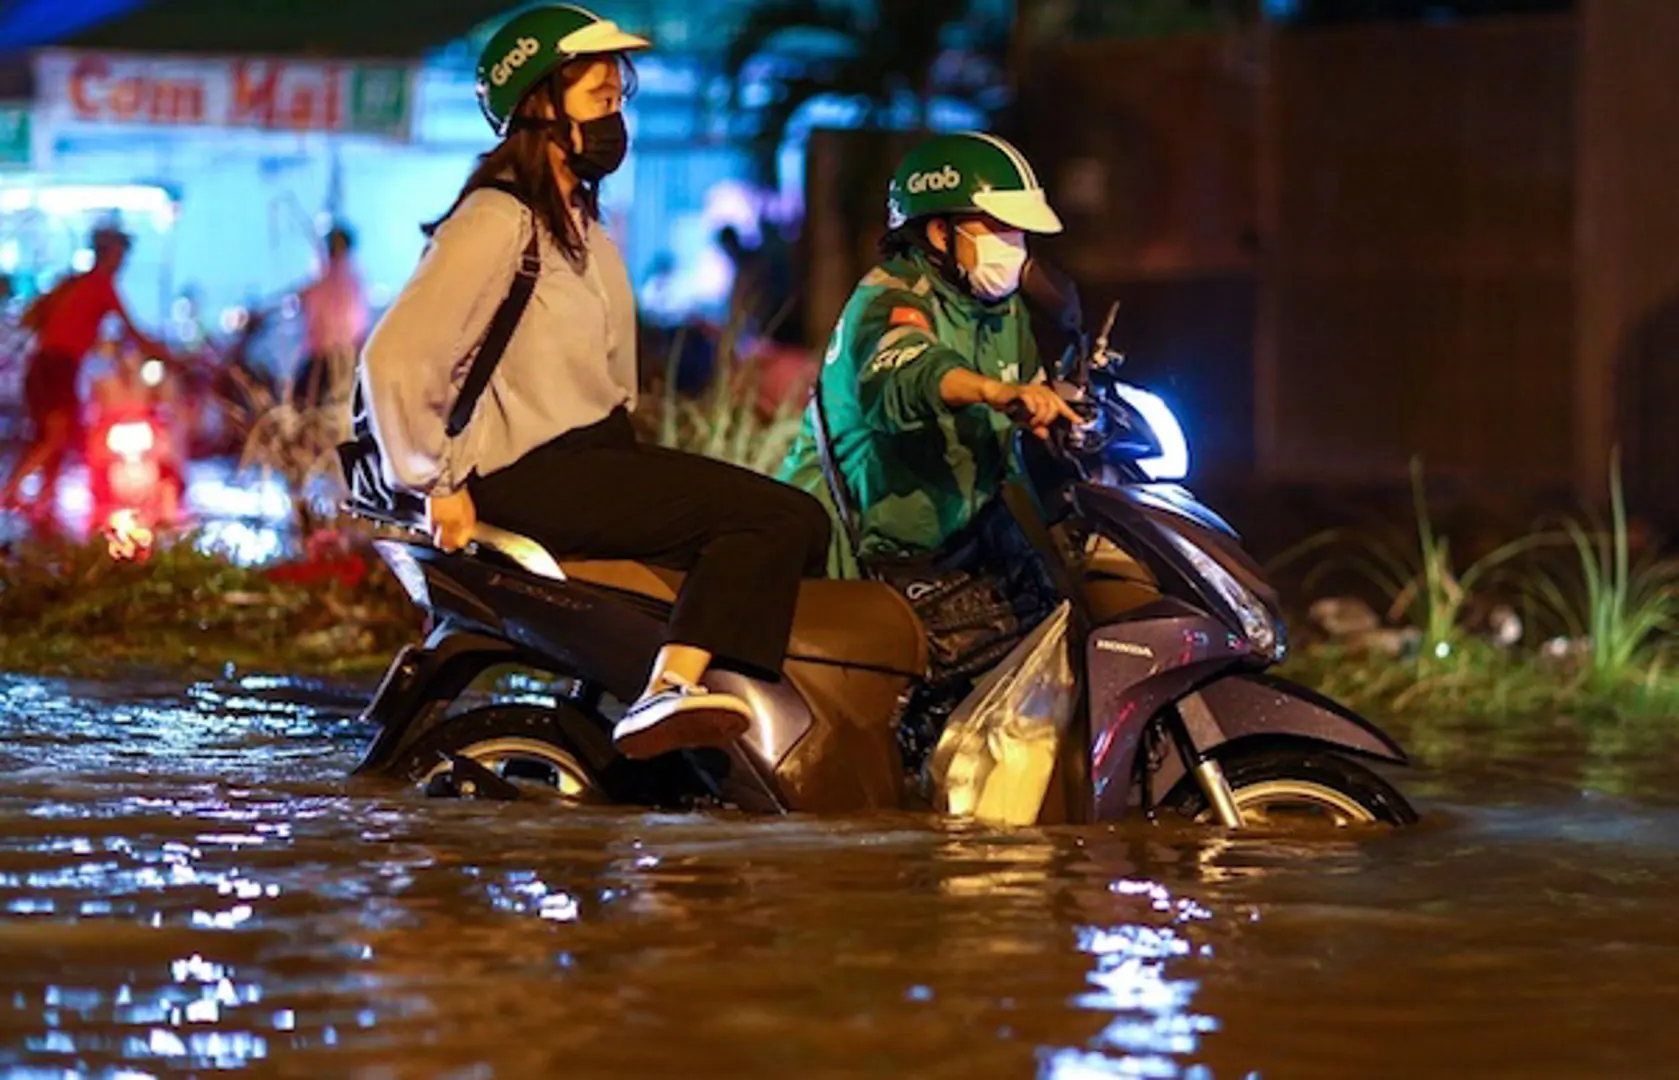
[887,132,1063,235]
[476,4,651,136]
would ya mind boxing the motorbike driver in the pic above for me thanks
[778,133,1075,763]
[778,132,1078,579]
[0,227,174,526]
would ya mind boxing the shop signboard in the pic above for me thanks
[32,51,416,139]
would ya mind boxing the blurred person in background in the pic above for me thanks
[639,250,682,329]
[0,275,21,345]
[0,227,172,525]
[717,225,767,336]
[717,223,813,414]
[0,275,24,445]
[0,275,26,397]
[636,251,692,389]
[293,224,369,409]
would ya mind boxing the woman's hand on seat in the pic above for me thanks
[427,489,478,552]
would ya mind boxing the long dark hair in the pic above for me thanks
[425,57,636,267]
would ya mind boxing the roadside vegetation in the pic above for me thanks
[1276,455,1679,721]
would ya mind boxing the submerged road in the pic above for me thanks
[0,673,1675,1076]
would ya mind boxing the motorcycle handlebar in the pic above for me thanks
[1003,400,1035,427]
[1003,400,1085,469]
[1003,394,1096,431]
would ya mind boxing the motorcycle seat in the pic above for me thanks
[471,524,928,677]
[784,578,929,676]
[560,560,928,678]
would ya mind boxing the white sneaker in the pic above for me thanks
[612,681,752,760]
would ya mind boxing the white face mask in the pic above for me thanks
[956,225,1028,302]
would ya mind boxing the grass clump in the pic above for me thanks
[0,531,415,678]
[1280,455,1679,721]
[1521,454,1679,692]
[1278,458,1542,663]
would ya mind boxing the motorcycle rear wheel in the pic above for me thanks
[388,704,605,802]
[1163,745,1417,827]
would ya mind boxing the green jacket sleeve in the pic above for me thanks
[852,292,968,434]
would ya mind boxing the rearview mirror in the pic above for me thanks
[1021,257,1083,338]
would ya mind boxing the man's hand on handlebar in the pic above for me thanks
[982,380,1083,440]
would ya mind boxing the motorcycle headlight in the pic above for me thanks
[1161,530,1279,659]
[106,421,155,457]
[1113,383,1189,481]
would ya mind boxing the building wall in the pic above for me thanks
[1261,16,1575,486]
[1576,0,1679,528]
[1017,35,1263,480]
[1019,17,1579,488]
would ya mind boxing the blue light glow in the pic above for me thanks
[1114,384,1190,482]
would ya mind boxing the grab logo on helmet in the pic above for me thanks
[490,37,542,87]
[905,165,962,195]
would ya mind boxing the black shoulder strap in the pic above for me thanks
[445,180,542,438]
[807,380,866,562]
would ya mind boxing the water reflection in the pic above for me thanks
[1033,880,1219,1078]
[485,870,582,922]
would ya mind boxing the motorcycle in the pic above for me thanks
[348,299,1417,829]
[85,351,185,545]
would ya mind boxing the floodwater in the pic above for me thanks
[1,674,1677,1078]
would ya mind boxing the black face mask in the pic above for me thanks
[510,112,628,182]
[571,112,628,182]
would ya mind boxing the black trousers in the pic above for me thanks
[468,408,830,680]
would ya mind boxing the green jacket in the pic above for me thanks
[778,250,1040,578]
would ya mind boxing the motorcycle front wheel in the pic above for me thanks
[1163,745,1418,827]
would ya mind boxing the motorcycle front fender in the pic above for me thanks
[1087,657,1240,821]
[1145,672,1409,804]
[1084,600,1255,821]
